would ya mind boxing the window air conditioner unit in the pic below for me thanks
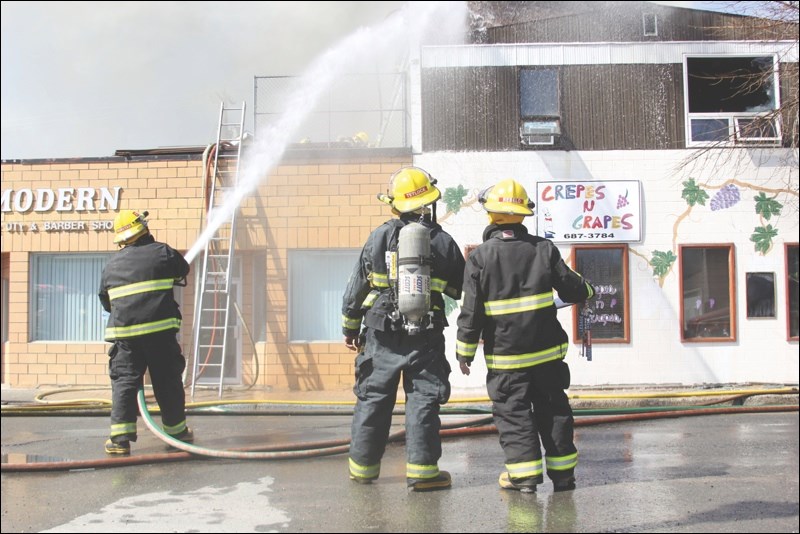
[521,120,560,146]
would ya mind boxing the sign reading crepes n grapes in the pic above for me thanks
[535,180,642,243]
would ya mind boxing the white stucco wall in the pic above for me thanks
[415,149,799,389]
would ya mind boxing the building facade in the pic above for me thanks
[1,2,798,392]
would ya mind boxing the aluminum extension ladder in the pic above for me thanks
[190,102,246,398]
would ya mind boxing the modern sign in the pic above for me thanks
[535,180,642,243]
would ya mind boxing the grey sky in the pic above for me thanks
[1,1,740,161]
[1,1,406,160]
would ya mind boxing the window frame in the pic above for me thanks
[786,243,799,341]
[642,13,658,37]
[678,244,737,343]
[288,248,361,342]
[29,252,112,342]
[519,68,561,146]
[683,54,781,147]
[745,271,776,319]
[571,244,631,344]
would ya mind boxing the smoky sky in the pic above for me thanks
[1,1,738,160]
[0,1,408,160]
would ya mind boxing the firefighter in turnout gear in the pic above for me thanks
[455,180,594,493]
[342,166,465,491]
[99,210,193,455]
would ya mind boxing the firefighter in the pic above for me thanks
[455,179,594,493]
[98,209,193,455]
[342,166,465,491]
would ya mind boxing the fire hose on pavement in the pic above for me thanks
[2,386,796,473]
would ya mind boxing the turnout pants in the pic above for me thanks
[486,359,577,483]
[107,330,188,443]
[349,328,451,480]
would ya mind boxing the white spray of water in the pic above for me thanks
[184,1,468,265]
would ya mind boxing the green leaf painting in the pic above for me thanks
[442,185,468,215]
[650,250,677,279]
[681,178,709,207]
[444,294,459,317]
[750,224,778,255]
[753,192,782,220]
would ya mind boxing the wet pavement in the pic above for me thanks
[2,397,798,533]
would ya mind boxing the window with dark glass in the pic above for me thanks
[745,272,775,318]
[684,56,780,146]
[572,245,630,343]
[786,244,799,340]
[679,244,736,342]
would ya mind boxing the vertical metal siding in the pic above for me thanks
[422,63,687,151]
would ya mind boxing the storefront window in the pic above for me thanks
[679,244,736,342]
[786,244,799,341]
[30,254,111,341]
[288,249,359,342]
[572,244,630,343]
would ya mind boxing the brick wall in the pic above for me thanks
[0,150,411,390]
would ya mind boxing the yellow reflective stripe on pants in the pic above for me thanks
[349,457,380,479]
[108,278,176,300]
[506,459,543,479]
[485,343,568,370]
[163,420,187,435]
[546,452,578,471]
[105,317,181,339]
[110,422,137,437]
[484,291,554,316]
[407,463,440,479]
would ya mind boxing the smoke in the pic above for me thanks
[0,1,418,159]
[184,1,469,263]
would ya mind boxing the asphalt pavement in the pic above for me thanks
[1,385,798,533]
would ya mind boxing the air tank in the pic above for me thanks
[397,222,431,334]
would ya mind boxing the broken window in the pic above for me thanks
[684,56,781,146]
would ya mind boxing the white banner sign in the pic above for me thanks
[535,180,642,243]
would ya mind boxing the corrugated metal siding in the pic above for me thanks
[422,67,519,152]
[487,7,794,43]
[422,63,686,151]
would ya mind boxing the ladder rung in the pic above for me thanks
[199,345,224,350]
[205,289,228,293]
[201,326,227,330]
[201,308,227,312]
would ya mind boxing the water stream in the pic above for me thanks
[184,1,467,265]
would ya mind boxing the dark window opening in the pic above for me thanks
[746,272,775,318]
[687,57,775,113]
[787,244,799,340]
[643,13,658,36]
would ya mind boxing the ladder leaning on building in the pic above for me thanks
[189,102,246,398]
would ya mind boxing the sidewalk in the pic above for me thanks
[3,382,797,409]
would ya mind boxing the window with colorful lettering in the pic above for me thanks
[572,245,629,343]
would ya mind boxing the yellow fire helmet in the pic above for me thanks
[353,131,369,146]
[479,179,535,216]
[379,166,441,213]
[113,209,149,245]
